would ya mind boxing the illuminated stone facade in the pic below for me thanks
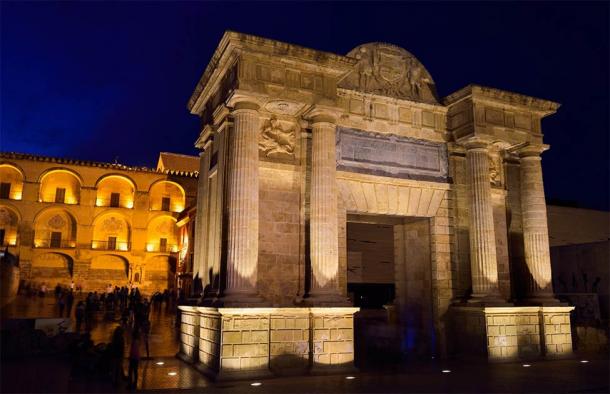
[175,31,573,376]
[0,152,197,294]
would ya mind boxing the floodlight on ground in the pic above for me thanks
[441,369,451,373]
[580,360,589,364]
[345,376,356,380]
[167,372,177,376]
[522,364,531,368]
[155,361,165,366]
[250,382,262,386]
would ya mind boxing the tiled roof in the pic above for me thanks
[157,152,200,173]
[0,151,198,177]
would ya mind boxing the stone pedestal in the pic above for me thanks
[178,306,359,380]
[451,305,575,361]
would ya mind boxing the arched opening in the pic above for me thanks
[146,215,177,252]
[89,254,129,290]
[30,253,73,286]
[0,205,20,246]
[0,164,24,200]
[39,168,82,204]
[149,180,186,212]
[33,208,77,249]
[96,174,136,209]
[92,212,131,251]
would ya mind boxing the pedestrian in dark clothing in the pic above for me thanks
[58,291,66,317]
[66,291,74,317]
[128,330,141,390]
[110,326,125,387]
[141,319,151,359]
[75,301,85,332]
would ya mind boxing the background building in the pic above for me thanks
[0,151,198,294]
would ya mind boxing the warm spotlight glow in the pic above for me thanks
[167,372,177,376]
[96,198,103,206]
[345,376,356,380]
[522,364,531,368]
[146,243,154,252]
[442,370,451,373]
[13,192,22,200]
[250,382,262,387]
[119,243,128,251]
[171,245,179,253]
[8,238,17,246]
[155,361,165,366]
[580,360,589,364]
[125,200,134,209]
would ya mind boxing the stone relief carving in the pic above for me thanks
[0,208,14,226]
[101,217,124,234]
[489,155,502,187]
[340,43,439,104]
[258,116,296,159]
[48,214,67,230]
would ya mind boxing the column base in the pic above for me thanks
[302,292,352,307]
[520,295,565,307]
[465,294,512,307]
[217,291,270,307]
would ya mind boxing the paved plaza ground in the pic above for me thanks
[1,295,608,393]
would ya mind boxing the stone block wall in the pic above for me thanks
[451,306,574,361]
[178,307,200,362]
[178,306,358,380]
[258,165,301,306]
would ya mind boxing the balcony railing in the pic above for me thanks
[146,242,178,253]
[91,240,131,251]
[34,239,76,249]
[95,197,134,209]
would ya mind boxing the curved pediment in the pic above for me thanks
[339,43,439,104]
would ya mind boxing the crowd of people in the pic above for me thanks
[19,281,177,390]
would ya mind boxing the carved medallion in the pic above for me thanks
[102,217,124,233]
[258,116,296,160]
[48,214,67,230]
[0,207,13,226]
[340,43,439,103]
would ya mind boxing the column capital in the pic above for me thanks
[225,91,263,112]
[195,124,215,150]
[302,105,340,125]
[516,144,549,158]
[459,137,493,151]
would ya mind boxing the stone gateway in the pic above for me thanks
[178,31,574,379]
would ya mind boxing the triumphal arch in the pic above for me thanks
[178,31,574,379]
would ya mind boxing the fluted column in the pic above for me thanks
[519,145,557,303]
[465,141,502,302]
[308,115,346,305]
[223,102,264,304]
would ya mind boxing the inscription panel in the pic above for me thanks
[336,127,448,181]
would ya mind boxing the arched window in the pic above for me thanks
[33,208,77,249]
[39,169,82,204]
[0,205,20,246]
[96,175,136,209]
[0,164,24,200]
[146,215,177,252]
[92,212,131,251]
[149,180,186,212]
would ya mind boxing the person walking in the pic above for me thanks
[141,318,151,359]
[75,301,85,332]
[58,291,66,317]
[127,330,141,390]
[109,326,125,388]
[66,290,74,317]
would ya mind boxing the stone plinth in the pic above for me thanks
[451,305,575,361]
[178,306,358,380]
[177,306,201,363]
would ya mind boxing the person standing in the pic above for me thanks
[75,301,85,332]
[66,290,75,317]
[110,326,125,388]
[58,290,66,317]
[127,330,141,390]
[141,319,151,359]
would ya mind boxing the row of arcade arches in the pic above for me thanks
[0,164,185,212]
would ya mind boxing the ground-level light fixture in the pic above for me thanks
[155,361,164,366]
[522,364,531,368]
[580,360,589,364]
[345,376,356,380]
[441,369,451,373]
[250,382,262,386]
[167,372,177,376]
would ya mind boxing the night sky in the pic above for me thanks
[1,2,608,210]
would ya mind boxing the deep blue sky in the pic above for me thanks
[1,2,608,210]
